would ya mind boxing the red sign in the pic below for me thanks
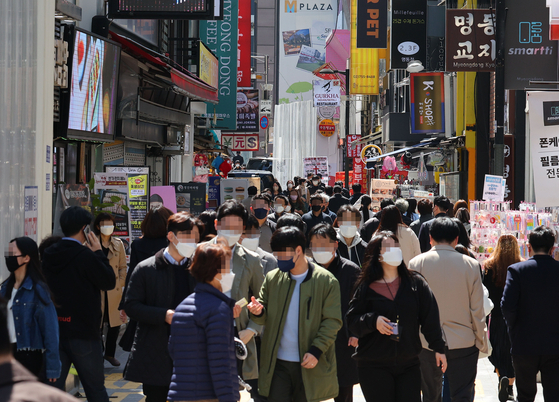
[347,134,362,158]
[237,0,251,87]
[318,119,336,137]
[353,157,365,189]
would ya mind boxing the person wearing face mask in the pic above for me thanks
[168,239,241,402]
[92,213,127,367]
[308,224,360,402]
[247,226,342,402]
[250,194,277,253]
[42,206,115,402]
[240,215,278,275]
[284,180,295,196]
[123,212,200,402]
[346,231,447,402]
[320,193,338,222]
[335,205,367,267]
[269,195,291,224]
[308,175,324,196]
[288,189,308,216]
[301,194,333,237]
[204,200,265,401]
[272,180,283,198]
[1,237,60,381]
[375,205,421,267]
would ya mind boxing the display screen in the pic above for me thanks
[108,0,219,19]
[67,30,120,138]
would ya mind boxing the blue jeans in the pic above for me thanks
[53,337,109,402]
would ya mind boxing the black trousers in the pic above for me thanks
[12,344,43,378]
[334,385,354,402]
[512,354,559,402]
[142,383,169,402]
[420,346,478,402]
[268,360,307,402]
[104,325,120,358]
[358,362,421,402]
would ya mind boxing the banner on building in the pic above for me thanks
[505,0,558,90]
[356,0,388,48]
[390,0,427,69]
[238,0,251,86]
[303,156,329,179]
[278,0,337,103]
[313,80,341,106]
[24,186,38,242]
[234,89,259,131]
[351,0,379,94]
[353,157,365,189]
[221,133,259,151]
[199,41,219,89]
[200,0,239,129]
[527,91,559,207]
[446,10,496,72]
[410,72,445,134]
[172,183,207,215]
[347,134,362,158]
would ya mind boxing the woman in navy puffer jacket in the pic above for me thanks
[168,239,241,402]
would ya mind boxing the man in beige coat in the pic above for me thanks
[408,217,487,402]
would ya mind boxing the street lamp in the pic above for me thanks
[320,60,351,190]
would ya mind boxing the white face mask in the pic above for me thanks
[175,240,197,258]
[313,180,319,186]
[312,250,334,264]
[218,272,235,294]
[217,230,242,247]
[339,224,358,238]
[100,225,114,236]
[287,184,293,190]
[241,237,260,252]
[285,205,291,212]
[381,247,403,267]
[275,205,285,214]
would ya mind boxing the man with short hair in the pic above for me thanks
[349,184,364,205]
[301,194,334,236]
[410,198,434,237]
[269,195,291,224]
[395,198,412,226]
[308,175,324,196]
[501,225,559,402]
[408,217,487,402]
[276,213,307,234]
[241,215,278,275]
[329,185,350,215]
[42,207,116,402]
[418,196,452,252]
[324,185,334,197]
[251,194,277,253]
[243,186,258,211]
[320,193,337,221]
[247,226,342,402]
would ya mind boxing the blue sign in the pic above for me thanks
[260,116,269,130]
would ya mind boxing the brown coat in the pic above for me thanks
[100,236,127,327]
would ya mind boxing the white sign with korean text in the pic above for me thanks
[482,174,505,201]
[24,186,38,241]
[303,156,329,180]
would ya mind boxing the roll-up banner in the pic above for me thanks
[410,72,445,134]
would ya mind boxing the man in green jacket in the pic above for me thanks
[248,226,342,402]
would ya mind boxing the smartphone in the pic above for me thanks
[83,225,91,243]
[388,322,400,342]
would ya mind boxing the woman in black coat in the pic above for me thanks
[309,223,361,402]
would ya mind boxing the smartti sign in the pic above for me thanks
[504,0,558,90]
[284,0,333,12]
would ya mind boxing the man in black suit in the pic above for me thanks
[501,226,559,402]
[348,183,364,205]
[417,196,451,252]
[328,185,350,215]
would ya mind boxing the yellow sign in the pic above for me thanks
[350,0,380,95]
[361,144,382,162]
[128,175,148,198]
[318,119,336,137]
[199,41,219,89]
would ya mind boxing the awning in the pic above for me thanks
[110,32,219,104]
[365,139,439,169]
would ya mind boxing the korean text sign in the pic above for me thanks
[410,72,445,134]
[482,174,505,202]
[446,10,496,72]
[390,0,427,69]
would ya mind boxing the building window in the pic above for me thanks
[113,19,158,45]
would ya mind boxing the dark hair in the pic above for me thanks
[189,239,232,283]
[308,223,337,243]
[272,180,283,194]
[430,217,460,244]
[333,185,342,194]
[150,194,163,204]
[245,214,259,231]
[335,204,361,228]
[380,198,395,209]
[271,226,307,252]
[216,200,248,224]
[433,196,451,212]
[93,212,116,236]
[352,183,362,193]
[59,206,93,237]
[0,295,10,355]
[276,213,307,234]
[377,205,403,235]
[310,193,323,204]
[288,189,305,209]
[247,186,258,196]
[198,210,218,239]
[406,198,417,216]
[360,195,372,222]
[451,218,471,248]
[5,237,53,304]
[141,207,173,239]
[529,225,556,253]
[325,186,334,197]
[417,198,433,215]
[455,208,470,224]
[453,200,468,216]
[455,244,476,259]
[38,235,62,260]
[356,231,410,288]
[274,195,289,206]
[167,212,204,240]
[252,193,272,206]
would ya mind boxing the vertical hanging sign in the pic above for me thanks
[238,0,251,87]
[410,72,445,134]
[356,0,388,48]
[350,0,379,94]
[390,0,427,69]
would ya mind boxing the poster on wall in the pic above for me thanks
[127,175,149,241]
[24,186,38,242]
[172,183,207,215]
[303,157,329,181]
[220,178,249,204]
[150,186,177,213]
[93,173,131,237]
[278,0,337,103]
[351,0,380,95]
[370,179,397,211]
[235,89,259,131]
[527,91,559,207]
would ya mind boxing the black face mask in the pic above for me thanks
[5,256,24,273]
[311,205,323,212]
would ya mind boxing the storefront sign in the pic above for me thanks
[238,0,251,87]
[351,0,379,94]
[235,89,259,131]
[390,0,427,69]
[199,41,219,89]
[527,91,559,207]
[356,0,388,48]
[127,174,149,241]
[318,105,336,118]
[303,156,329,178]
[313,80,341,106]
[353,157,365,189]
[482,174,506,202]
[172,183,207,215]
[361,144,382,161]
[347,134,362,158]
[24,186,38,242]
[505,0,558,89]
[221,133,260,151]
[410,72,445,134]
[426,36,445,72]
[200,0,239,129]
[446,10,496,72]
[318,119,336,137]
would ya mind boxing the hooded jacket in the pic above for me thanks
[42,239,116,339]
[336,230,367,267]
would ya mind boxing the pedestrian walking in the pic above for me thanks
[1,237,60,381]
[320,193,337,222]
[360,198,394,243]
[241,214,278,275]
[358,195,372,228]
[289,188,308,216]
[335,205,367,267]
[92,213,127,367]
[247,226,342,402]
[501,226,559,402]
[409,199,433,237]
[302,194,333,236]
[329,185,350,215]
[347,231,447,402]
[349,184,364,205]
[309,224,360,402]
[418,196,451,252]
[374,205,421,266]
[269,195,291,224]
[250,194,277,253]
[167,240,241,402]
